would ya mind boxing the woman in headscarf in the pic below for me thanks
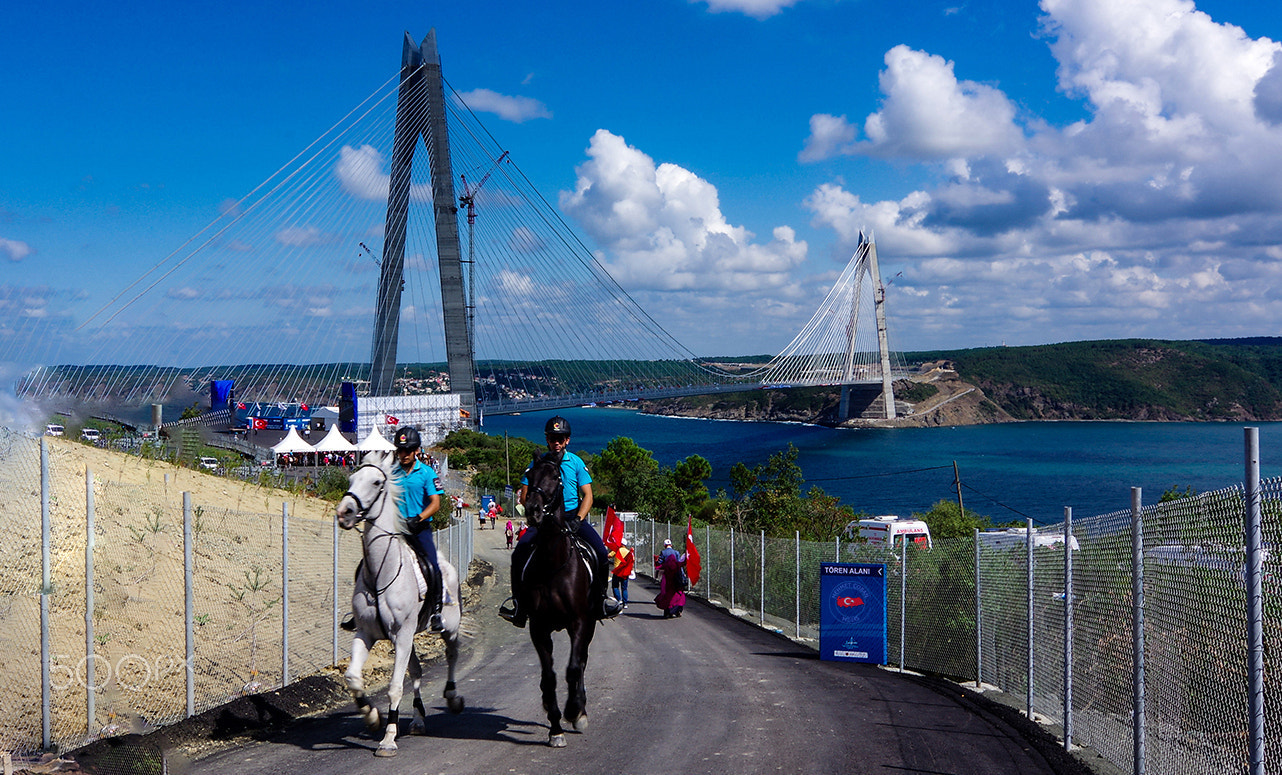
[654,538,687,618]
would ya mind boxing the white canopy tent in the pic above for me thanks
[357,426,396,452]
[313,423,356,453]
[272,427,315,455]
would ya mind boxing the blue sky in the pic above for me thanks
[4,0,1282,369]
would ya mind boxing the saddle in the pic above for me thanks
[516,533,597,587]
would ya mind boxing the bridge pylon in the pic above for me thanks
[370,30,476,424]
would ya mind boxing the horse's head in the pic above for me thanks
[336,452,391,530]
[522,452,566,530]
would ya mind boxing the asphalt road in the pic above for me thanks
[183,527,1088,775]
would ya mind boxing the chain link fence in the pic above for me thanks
[0,428,475,759]
[626,447,1279,775]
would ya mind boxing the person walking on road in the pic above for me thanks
[610,542,635,607]
[655,538,687,619]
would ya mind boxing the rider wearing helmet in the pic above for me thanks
[392,425,445,632]
[500,415,623,626]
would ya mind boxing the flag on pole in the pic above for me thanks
[685,515,701,587]
[603,505,624,551]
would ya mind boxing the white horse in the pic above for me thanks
[335,451,464,757]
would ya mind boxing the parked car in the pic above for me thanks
[198,456,220,472]
[81,428,102,444]
[45,424,64,436]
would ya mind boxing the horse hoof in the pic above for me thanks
[362,709,382,732]
[549,733,567,748]
[374,745,398,757]
[409,718,426,735]
[570,713,588,732]
[447,695,465,714]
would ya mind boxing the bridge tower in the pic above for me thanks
[839,233,896,420]
[370,30,476,423]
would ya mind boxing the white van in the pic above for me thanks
[45,424,64,436]
[198,456,220,471]
[81,428,102,443]
[857,515,933,550]
[978,527,1079,551]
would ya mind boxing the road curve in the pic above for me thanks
[185,527,1087,775]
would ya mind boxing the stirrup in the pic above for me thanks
[340,612,356,632]
[498,597,526,628]
[600,596,624,620]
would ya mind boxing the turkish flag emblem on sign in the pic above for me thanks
[386,415,399,425]
[252,418,267,430]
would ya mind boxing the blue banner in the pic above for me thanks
[819,563,887,664]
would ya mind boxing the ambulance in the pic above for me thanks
[857,515,933,550]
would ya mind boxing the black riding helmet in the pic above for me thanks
[544,415,571,437]
[393,426,421,450]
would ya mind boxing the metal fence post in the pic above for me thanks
[730,527,736,611]
[706,525,711,597]
[85,469,95,733]
[1245,428,1264,775]
[1027,518,1034,720]
[974,527,982,689]
[1064,507,1073,749]
[795,530,800,639]
[41,437,51,751]
[332,511,339,666]
[760,530,765,625]
[282,502,290,687]
[1131,487,1145,775]
[184,492,194,717]
[899,533,907,672]
[835,534,840,562]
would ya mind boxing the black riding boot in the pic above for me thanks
[500,542,533,628]
[597,558,623,620]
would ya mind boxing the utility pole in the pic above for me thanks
[953,460,965,519]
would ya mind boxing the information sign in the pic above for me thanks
[819,562,887,664]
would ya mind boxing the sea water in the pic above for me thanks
[482,409,1282,524]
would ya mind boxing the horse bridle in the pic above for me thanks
[341,462,408,596]
[341,462,390,523]
[526,463,576,536]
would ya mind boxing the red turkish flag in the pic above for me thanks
[252,418,267,430]
[386,415,399,425]
[603,505,623,551]
[685,515,701,587]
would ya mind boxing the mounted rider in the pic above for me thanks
[500,415,625,627]
[343,425,446,633]
[391,426,446,633]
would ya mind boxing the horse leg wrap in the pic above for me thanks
[444,680,456,697]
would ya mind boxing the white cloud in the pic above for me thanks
[455,89,551,123]
[275,225,328,247]
[821,45,1024,161]
[334,145,432,202]
[798,0,1282,348]
[694,0,802,19]
[560,129,807,292]
[1,238,32,262]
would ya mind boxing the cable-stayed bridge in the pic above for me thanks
[8,31,906,423]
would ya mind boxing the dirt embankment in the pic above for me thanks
[848,365,1016,428]
[631,365,1013,429]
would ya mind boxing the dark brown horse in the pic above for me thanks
[517,452,597,747]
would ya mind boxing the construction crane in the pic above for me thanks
[458,150,510,364]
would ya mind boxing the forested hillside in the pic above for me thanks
[910,338,1282,421]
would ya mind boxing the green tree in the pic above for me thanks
[592,436,661,510]
[180,402,203,420]
[672,454,712,513]
[910,499,992,540]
